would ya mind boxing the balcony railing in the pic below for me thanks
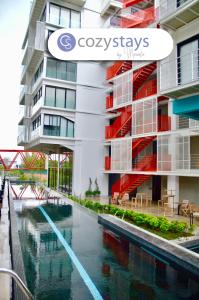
[106,95,114,109]
[132,154,157,171]
[158,115,171,132]
[134,79,157,100]
[159,0,192,20]
[176,116,199,130]
[120,6,155,28]
[160,49,199,93]
[105,156,111,170]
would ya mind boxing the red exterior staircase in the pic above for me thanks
[112,173,151,196]
[134,78,157,100]
[105,106,132,139]
[132,154,157,171]
[120,6,155,28]
[106,61,132,81]
[122,0,143,8]
[133,62,157,97]
[132,136,156,159]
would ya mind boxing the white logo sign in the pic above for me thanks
[48,28,173,61]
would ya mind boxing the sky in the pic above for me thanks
[0,0,31,149]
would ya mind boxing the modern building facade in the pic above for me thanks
[18,0,199,206]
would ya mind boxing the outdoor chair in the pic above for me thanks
[118,193,129,207]
[111,192,120,204]
[180,200,191,217]
[158,195,169,208]
[190,204,199,221]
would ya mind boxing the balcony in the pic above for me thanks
[159,0,199,29]
[120,6,156,28]
[101,0,123,16]
[17,126,28,146]
[105,156,111,170]
[158,115,171,132]
[106,95,114,110]
[31,126,42,142]
[21,21,45,84]
[160,49,199,98]
[19,85,28,105]
[18,105,31,126]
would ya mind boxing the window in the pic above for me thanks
[177,35,199,85]
[45,86,55,107]
[45,86,76,109]
[32,115,41,131]
[46,58,77,82]
[33,60,43,84]
[33,87,42,106]
[177,0,188,8]
[43,114,74,137]
[49,3,81,28]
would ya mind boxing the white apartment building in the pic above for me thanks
[18,0,122,195]
[18,0,199,206]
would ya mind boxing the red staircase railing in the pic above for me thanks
[120,6,155,28]
[112,173,151,196]
[106,61,132,81]
[158,115,171,132]
[106,95,114,110]
[133,62,157,97]
[132,154,157,171]
[132,136,156,159]
[134,79,157,101]
[105,156,111,170]
[122,0,143,8]
[105,106,132,139]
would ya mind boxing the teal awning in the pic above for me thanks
[173,94,199,120]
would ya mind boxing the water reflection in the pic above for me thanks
[15,201,199,300]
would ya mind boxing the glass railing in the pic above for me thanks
[160,48,199,92]
[159,0,192,20]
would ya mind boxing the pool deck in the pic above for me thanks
[0,181,12,300]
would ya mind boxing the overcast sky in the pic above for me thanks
[0,0,31,149]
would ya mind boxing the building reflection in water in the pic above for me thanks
[16,203,73,300]
[102,229,199,300]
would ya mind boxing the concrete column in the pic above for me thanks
[57,154,60,191]
[167,175,179,208]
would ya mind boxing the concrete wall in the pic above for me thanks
[179,177,199,205]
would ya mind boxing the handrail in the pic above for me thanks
[0,268,33,300]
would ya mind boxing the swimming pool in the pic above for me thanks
[14,199,199,300]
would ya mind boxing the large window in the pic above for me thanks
[33,87,42,106]
[43,114,74,137]
[46,58,77,82]
[33,60,43,84]
[32,115,41,131]
[45,86,76,109]
[178,35,199,85]
[49,3,81,28]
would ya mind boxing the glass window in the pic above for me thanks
[66,90,76,109]
[60,117,67,137]
[60,7,70,27]
[71,10,81,28]
[56,88,66,108]
[67,62,77,82]
[45,87,55,107]
[49,4,60,25]
[57,61,67,80]
[46,58,57,78]
[67,121,74,137]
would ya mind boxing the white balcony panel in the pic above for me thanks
[132,97,157,136]
[111,139,132,171]
[101,0,123,16]
[160,48,199,97]
[159,0,199,29]
[31,126,42,141]
[113,72,132,108]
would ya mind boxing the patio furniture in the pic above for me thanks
[190,204,199,224]
[158,195,169,208]
[118,193,129,207]
[128,196,137,209]
[136,193,147,207]
[111,192,120,204]
[179,200,191,217]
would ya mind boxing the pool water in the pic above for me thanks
[14,199,199,300]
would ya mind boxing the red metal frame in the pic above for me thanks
[106,61,132,81]
[105,156,111,170]
[0,150,46,171]
[120,6,155,28]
